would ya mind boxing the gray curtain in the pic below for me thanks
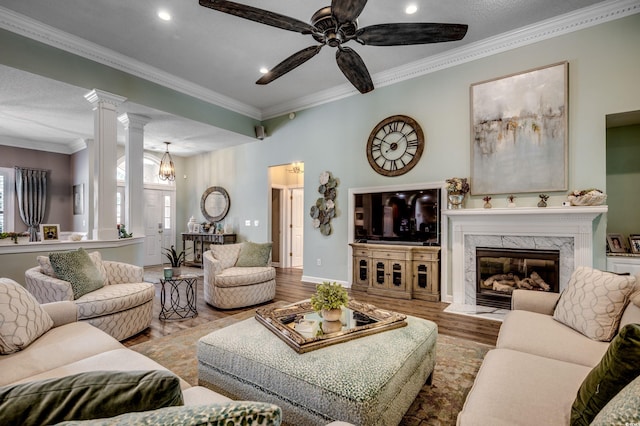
[15,167,48,242]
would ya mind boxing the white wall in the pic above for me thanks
[181,15,640,295]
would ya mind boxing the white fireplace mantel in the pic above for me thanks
[442,206,607,306]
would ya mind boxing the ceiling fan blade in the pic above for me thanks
[357,23,468,46]
[331,0,368,26]
[257,45,323,85]
[335,46,374,94]
[199,0,317,34]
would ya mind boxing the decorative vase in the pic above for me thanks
[187,216,197,233]
[447,192,466,209]
[321,320,342,334]
[321,308,342,322]
[537,199,547,208]
[483,201,492,209]
[163,267,173,279]
[171,267,181,278]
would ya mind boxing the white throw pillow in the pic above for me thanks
[210,243,243,270]
[0,278,53,354]
[553,267,636,341]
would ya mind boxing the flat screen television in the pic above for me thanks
[353,188,441,246]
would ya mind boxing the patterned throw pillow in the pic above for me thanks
[0,278,53,354]
[235,242,272,267]
[553,266,636,341]
[38,252,108,286]
[55,401,283,426]
[571,323,640,425]
[590,374,640,426]
[49,248,105,299]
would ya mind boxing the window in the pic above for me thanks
[164,195,171,229]
[0,168,14,233]
[117,155,173,185]
[116,189,123,225]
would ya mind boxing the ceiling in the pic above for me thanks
[0,0,627,155]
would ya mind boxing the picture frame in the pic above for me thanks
[607,233,627,253]
[470,62,568,195]
[73,184,84,215]
[192,223,201,234]
[629,236,640,254]
[40,224,60,242]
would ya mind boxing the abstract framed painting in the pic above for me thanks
[470,62,568,195]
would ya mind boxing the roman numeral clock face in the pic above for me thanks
[366,115,425,177]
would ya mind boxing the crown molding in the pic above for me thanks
[261,0,640,119]
[0,6,262,120]
[1,0,638,122]
[0,136,84,155]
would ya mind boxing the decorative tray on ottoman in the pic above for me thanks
[255,300,407,353]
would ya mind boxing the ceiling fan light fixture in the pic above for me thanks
[405,4,418,15]
[157,10,172,21]
[259,67,269,74]
[159,142,176,181]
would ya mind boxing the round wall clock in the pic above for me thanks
[366,115,425,177]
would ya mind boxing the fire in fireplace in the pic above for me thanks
[476,247,560,309]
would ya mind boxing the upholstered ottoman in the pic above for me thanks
[197,315,437,426]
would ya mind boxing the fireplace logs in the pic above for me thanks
[476,248,559,309]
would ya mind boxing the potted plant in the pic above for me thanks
[310,281,349,322]
[163,245,186,277]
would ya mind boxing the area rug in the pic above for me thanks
[130,304,493,426]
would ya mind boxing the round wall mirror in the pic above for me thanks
[201,186,230,223]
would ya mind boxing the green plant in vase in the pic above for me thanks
[310,281,349,322]
[163,245,186,277]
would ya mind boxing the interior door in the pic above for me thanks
[290,187,304,268]
[143,190,164,266]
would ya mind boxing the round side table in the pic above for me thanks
[159,274,198,321]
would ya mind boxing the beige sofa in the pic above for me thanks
[24,251,154,341]
[458,270,640,425]
[203,242,276,309]
[0,289,353,425]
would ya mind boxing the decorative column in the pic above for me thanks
[84,89,126,240]
[118,113,150,239]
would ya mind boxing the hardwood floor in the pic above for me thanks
[122,268,500,347]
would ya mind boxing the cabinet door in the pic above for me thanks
[389,261,406,291]
[413,262,432,293]
[373,261,387,290]
[354,256,369,287]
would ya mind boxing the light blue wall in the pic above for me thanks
[184,14,640,294]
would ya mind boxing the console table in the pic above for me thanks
[182,233,236,267]
[350,243,440,301]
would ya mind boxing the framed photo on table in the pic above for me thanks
[40,224,60,242]
[629,235,640,254]
[470,62,568,195]
[607,233,627,253]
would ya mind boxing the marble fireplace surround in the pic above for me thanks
[443,206,607,310]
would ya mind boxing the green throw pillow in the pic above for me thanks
[55,401,282,426]
[571,323,640,425]
[235,242,272,267]
[0,370,183,426]
[49,248,105,299]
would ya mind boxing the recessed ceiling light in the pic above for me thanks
[259,67,269,74]
[405,4,418,14]
[158,10,172,21]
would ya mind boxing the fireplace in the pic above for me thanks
[476,247,560,309]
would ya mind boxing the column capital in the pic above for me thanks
[118,113,151,129]
[84,89,127,108]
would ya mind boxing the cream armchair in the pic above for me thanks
[24,251,154,341]
[203,242,276,309]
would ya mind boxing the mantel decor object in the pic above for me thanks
[446,177,470,209]
[310,171,338,236]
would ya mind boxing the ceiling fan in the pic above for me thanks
[199,0,468,94]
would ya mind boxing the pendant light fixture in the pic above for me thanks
[159,142,176,181]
